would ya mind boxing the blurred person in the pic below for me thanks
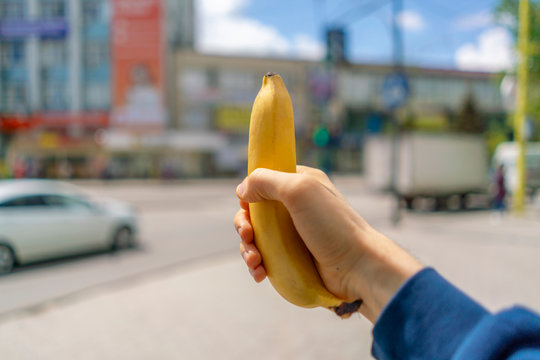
[234,166,540,360]
[492,164,507,216]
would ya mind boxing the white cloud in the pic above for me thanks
[396,11,425,32]
[455,27,515,72]
[292,34,324,60]
[196,0,323,60]
[198,0,249,17]
[452,11,493,31]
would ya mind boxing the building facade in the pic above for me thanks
[1,0,194,178]
[174,51,504,174]
[1,0,505,178]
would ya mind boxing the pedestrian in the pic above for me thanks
[234,166,540,360]
[493,163,507,215]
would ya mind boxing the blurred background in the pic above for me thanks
[0,0,536,181]
[0,0,539,359]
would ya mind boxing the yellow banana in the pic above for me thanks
[247,72,361,317]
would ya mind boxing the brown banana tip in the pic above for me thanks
[331,299,363,318]
[265,72,277,77]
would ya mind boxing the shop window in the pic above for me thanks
[42,81,69,110]
[3,81,27,113]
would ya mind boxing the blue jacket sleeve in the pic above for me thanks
[371,268,540,360]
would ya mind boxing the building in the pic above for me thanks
[0,0,194,178]
[173,50,504,174]
[1,0,505,178]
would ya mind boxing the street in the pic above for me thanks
[0,177,539,359]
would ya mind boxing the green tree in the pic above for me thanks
[453,94,484,134]
[495,0,540,140]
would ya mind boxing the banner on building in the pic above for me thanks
[111,0,166,131]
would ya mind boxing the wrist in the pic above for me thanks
[349,227,423,323]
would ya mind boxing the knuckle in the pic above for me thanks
[281,174,319,206]
[313,168,329,180]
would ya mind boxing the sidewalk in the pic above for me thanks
[0,208,538,360]
[0,253,374,360]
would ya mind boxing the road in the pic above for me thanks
[0,176,395,316]
[1,176,539,316]
[0,177,539,359]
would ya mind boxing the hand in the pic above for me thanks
[234,166,423,322]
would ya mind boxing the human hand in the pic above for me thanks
[234,166,423,322]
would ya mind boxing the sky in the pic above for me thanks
[194,0,515,72]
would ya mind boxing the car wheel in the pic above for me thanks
[0,245,15,275]
[111,227,134,251]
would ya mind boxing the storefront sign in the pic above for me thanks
[0,19,68,38]
[215,107,251,132]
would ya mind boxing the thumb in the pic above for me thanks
[236,168,296,203]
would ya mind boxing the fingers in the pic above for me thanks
[236,168,296,203]
[234,208,253,243]
[249,265,267,283]
[234,207,267,282]
[239,241,261,269]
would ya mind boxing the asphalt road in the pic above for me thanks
[1,177,540,360]
[0,176,539,317]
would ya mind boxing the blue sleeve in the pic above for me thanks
[371,268,540,360]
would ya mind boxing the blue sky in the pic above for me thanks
[195,0,515,72]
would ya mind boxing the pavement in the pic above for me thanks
[0,177,539,360]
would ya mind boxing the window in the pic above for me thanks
[41,81,69,110]
[85,82,110,109]
[0,41,25,67]
[82,0,102,25]
[84,41,109,68]
[0,196,45,207]
[0,1,26,19]
[39,0,67,19]
[42,195,91,209]
[3,81,27,113]
[41,40,67,67]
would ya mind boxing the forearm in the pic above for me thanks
[348,226,423,323]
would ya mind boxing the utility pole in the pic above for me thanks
[390,0,404,225]
[514,0,530,212]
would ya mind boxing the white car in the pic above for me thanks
[0,180,138,274]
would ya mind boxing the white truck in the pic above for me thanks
[364,133,490,210]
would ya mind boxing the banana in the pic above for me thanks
[247,72,361,317]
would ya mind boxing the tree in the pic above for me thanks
[495,0,540,140]
[453,94,484,134]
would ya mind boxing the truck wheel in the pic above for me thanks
[434,197,448,211]
[459,194,468,210]
[404,197,414,210]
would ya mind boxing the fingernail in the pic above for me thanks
[236,182,246,197]
[242,251,248,261]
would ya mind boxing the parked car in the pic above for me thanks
[0,180,138,274]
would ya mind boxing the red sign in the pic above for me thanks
[111,0,166,130]
[0,114,35,132]
[36,111,109,127]
[0,112,109,131]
